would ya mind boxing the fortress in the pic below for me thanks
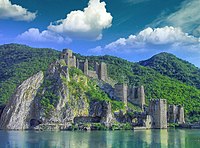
[61,49,107,81]
[61,49,185,129]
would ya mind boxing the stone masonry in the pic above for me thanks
[148,99,167,129]
[114,84,128,106]
[113,83,145,109]
[168,105,185,124]
[128,85,145,109]
[98,62,107,81]
[61,49,76,67]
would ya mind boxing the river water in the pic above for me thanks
[0,129,199,148]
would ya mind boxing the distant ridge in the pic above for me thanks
[139,52,200,89]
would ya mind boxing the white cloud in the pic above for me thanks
[150,0,200,36]
[48,0,112,40]
[0,0,36,21]
[105,26,199,51]
[90,26,200,55]
[16,0,112,43]
[17,28,71,44]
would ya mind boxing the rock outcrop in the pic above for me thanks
[38,60,90,125]
[89,101,115,126]
[0,71,44,130]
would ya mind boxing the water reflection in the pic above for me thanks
[0,129,199,148]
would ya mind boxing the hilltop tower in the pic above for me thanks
[84,59,89,75]
[77,59,89,75]
[61,49,76,67]
[148,99,167,129]
[98,62,107,81]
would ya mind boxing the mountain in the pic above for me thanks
[139,52,200,89]
[0,44,200,122]
[0,44,59,105]
[0,60,121,130]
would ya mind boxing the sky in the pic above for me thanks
[0,0,200,67]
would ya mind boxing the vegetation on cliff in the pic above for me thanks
[37,65,125,118]
[0,44,59,105]
[68,68,125,112]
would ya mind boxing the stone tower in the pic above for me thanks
[177,105,185,124]
[83,59,89,75]
[77,59,89,75]
[148,99,167,129]
[61,49,76,67]
[168,105,177,123]
[95,62,99,74]
[138,86,145,108]
[128,85,145,109]
[98,62,107,81]
[168,105,185,124]
[114,83,128,106]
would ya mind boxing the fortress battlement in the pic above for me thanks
[61,49,108,81]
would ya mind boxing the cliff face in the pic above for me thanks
[38,60,90,125]
[0,60,110,130]
[0,71,44,130]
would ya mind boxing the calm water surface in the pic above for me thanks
[0,129,199,148]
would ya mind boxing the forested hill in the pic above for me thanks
[0,44,59,105]
[139,52,200,89]
[1,44,200,122]
[75,54,200,122]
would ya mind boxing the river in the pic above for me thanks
[0,129,199,148]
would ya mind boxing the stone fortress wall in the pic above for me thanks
[61,49,185,129]
[61,49,107,81]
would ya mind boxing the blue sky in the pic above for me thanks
[0,0,200,67]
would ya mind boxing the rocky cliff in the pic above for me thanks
[0,71,44,130]
[37,60,90,126]
[0,60,117,130]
